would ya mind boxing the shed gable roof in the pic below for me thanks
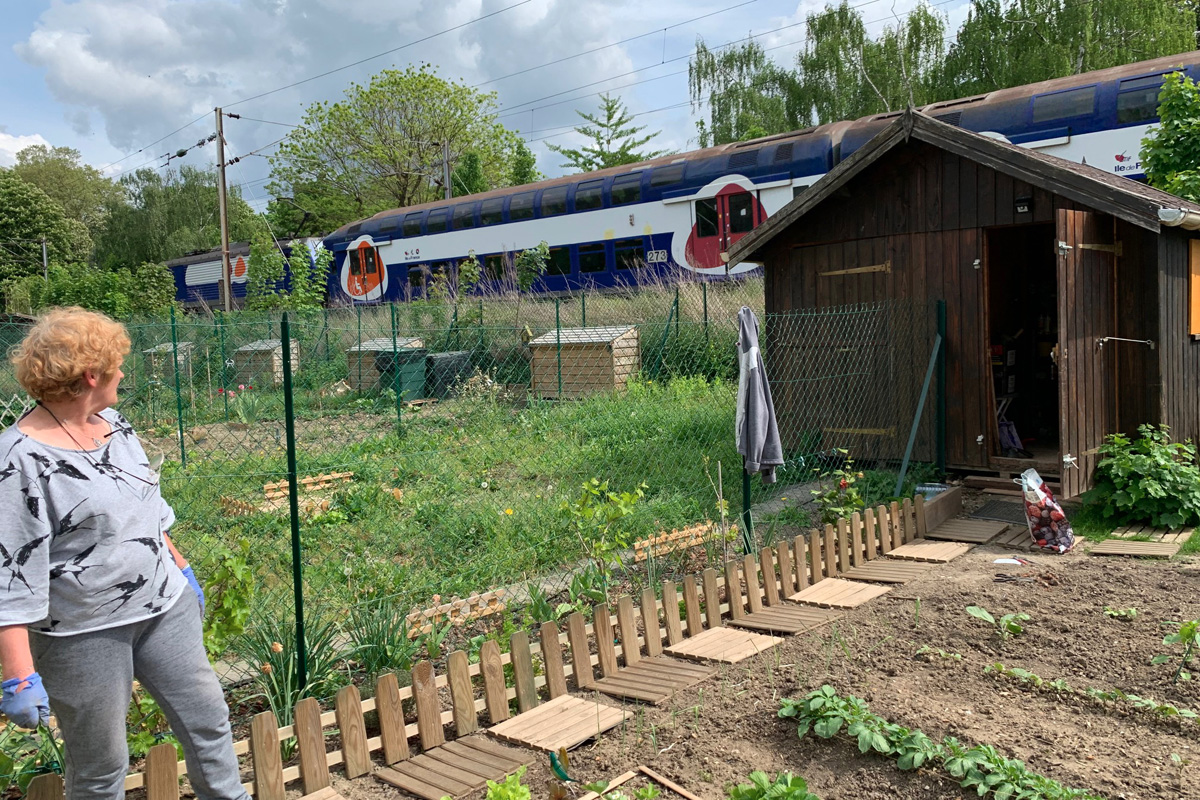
[729,109,1200,264]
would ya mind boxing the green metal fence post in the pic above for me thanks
[322,307,330,360]
[391,303,403,429]
[356,304,363,390]
[702,282,709,348]
[555,297,562,399]
[280,312,307,690]
[581,293,587,327]
[217,311,230,421]
[168,306,187,468]
[741,463,755,555]
[936,300,947,477]
[674,286,680,339]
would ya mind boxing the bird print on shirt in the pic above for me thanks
[98,575,148,615]
[52,499,105,539]
[0,534,50,593]
[48,543,100,585]
[29,453,90,483]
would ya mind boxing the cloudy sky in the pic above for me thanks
[2,0,972,209]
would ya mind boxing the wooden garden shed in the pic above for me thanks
[529,326,639,399]
[729,109,1200,498]
[234,339,300,387]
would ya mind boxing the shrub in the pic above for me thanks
[1082,424,1200,529]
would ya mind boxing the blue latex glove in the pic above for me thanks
[1,672,50,730]
[181,565,205,615]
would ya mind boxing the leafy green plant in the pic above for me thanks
[524,581,571,625]
[417,619,454,661]
[984,662,1072,693]
[126,685,182,759]
[347,602,420,677]
[1152,619,1200,683]
[486,765,530,800]
[562,479,647,596]
[1103,606,1138,620]
[779,686,1103,799]
[1087,687,1199,722]
[728,771,820,800]
[915,645,962,663]
[0,723,63,793]
[199,538,255,660]
[966,606,1029,647]
[810,451,865,526]
[1081,424,1200,529]
[228,386,261,425]
[580,781,661,800]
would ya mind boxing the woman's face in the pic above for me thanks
[96,365,124,408]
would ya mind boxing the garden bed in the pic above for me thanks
[316,545,1200,800]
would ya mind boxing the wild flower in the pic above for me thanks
[504,508,514,515]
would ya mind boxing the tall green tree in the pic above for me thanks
[94,165,257,269]
[547,93,669,172]
[268,64,525,228]
[508,140,542,186]
[689,40,802,147]
[0,171,92,282]
[11,144,122,238]
[451,152,488,197]
[1143,73,1200,201]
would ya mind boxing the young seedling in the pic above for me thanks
[1152,618,1200,683]
[1104,606,1138,620]
[915,645,963,663]
[966,605,1029,647]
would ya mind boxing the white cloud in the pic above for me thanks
[0,132,52,167]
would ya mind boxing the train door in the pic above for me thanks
[345,239,384,300]
[685,185,765,270]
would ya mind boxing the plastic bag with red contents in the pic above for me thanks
[1017,468,1074,553]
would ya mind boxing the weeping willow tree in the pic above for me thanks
[690,0,1200,145]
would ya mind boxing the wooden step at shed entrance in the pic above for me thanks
[1111,525,1194,544]
[486,694,629,752]
[729,604,843,635]
[664,626,781,664]
[924,518,1009,543]
[593,656,716,705]
[788,577,891,609]
[842,560,932,584]
[374,736,533,800]
[1089,540,1180,558]
[886,539,973,563]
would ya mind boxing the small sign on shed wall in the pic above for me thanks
[528,326,639,399]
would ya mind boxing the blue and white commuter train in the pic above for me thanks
[168,51,1200,307]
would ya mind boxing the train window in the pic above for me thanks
[427,208,449,233]
[452,203,477,230]
[379,218,399,234]
[579,243,606,273]
[695,198,718,238]
[480,198,505,226]
[408,267,424,288]
[349,249,361,276]
[611,174,642,206]
[547,247,571,276]
[615,238,644,270]
[484,254,506,281]
[575,180,604,211]
[361,246,379,275]
[728,194,755,234]
[541,186,568,216]
[650,164,685,188]
[1118,82,1165,124]
[403,213,424,237]
[509,192,535,220]
[1031,86,1096,122]
[1121,74,1171,91]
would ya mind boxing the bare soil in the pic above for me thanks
[328,543,1200,800]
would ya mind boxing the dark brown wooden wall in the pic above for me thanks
[762,141,1161,472]
[1115,221,1160,436]
[1157,231,1200,443]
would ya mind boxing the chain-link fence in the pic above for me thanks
[0,281,943,777]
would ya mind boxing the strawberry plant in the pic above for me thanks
[1152,618,1200,683]
[967,606,1029,647]
[810,451,865,526]
[1104,606,1138,621]
[728,771,820,800]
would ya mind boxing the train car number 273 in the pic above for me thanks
[646,249,668,263]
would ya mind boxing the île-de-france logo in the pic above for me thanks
[1114,151,1131,163]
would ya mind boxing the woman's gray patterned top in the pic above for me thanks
[0,408,186,636]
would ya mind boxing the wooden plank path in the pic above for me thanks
[593,656,716,704]
[374,736,532,800]
[730,604,843,635]
[1089,540,1180,558]
[789,577,891,609]
[992,526,1033,549]
[886,539,973,563]
[486,695,628,752]
[923,518,1009,543]
[842,560,932,584]
[1110,525,1194,544]
[664,627,782,664]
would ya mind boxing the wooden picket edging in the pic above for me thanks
[404,590,508,638]
[632,521,736,562]
[88,490,964,800]
[220,472,355,517]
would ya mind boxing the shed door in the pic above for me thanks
[1056,209,1117,498]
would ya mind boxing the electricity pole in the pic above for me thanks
[40,237,47,282]
[215,107,232,312]
[442,140,452,201]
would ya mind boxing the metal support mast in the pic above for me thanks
[215,108,232,312]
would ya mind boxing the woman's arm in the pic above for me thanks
[0,625,34,682]
[163,533,188,569]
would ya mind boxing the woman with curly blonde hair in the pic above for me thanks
[0,307,248,800]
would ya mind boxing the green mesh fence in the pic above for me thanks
[0,280,941,782]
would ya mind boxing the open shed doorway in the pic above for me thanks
[985,223,1059,465]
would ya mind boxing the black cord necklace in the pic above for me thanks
[38,403,108,449]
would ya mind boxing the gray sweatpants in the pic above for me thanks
[31,593,249,800]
